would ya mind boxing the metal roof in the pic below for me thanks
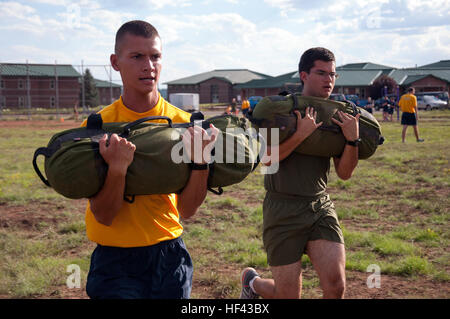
[418,60,450,69]
[390,69,450,84]
[94,78,122,88]
[337,62,395,70]
[334,70,383,86]
[165,69,271,85]
[0,63,81,77]
[236,71,297,89]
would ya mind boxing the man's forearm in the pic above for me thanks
[178,169,209,219]
[264,132,306,165]
[334,145,358,180]
[89,168,127,226]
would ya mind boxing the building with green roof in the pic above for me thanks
[94,78,122,105]
[0,63,81,109]
[165,69,271,103]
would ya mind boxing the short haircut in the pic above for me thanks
[298,47,335,84]
[114,20,160,54]
[407,87,414,93]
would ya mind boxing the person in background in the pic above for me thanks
[365,97,374,114]
[398,87,424,143]
[241,98,250,117]
[382,96,390,121]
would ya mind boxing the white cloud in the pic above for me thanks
[145,0,191,10]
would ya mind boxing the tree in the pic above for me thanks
[80,68,99,108]
[368,75,397,100]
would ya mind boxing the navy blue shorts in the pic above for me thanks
[86,237,193,299]
[401,112,417,126]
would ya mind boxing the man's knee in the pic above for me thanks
[274,283,301,299]
[322,274,345,298]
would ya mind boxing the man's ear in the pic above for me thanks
[110,54,120,71]
[300,71,308,84]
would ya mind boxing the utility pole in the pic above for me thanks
[0,63,3,119]
[26,60,31,120]
[81,60,86,114]
[109,64,113,104]
[54,60,60,120]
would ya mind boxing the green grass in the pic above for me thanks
[1,110,449,298]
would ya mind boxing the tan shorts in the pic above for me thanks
[263,191,344,266]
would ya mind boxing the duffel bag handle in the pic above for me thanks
[32,147,51,187]
[120,116,173,138]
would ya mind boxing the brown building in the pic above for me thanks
[238,60,450,101]
[94,78,122,105]
[0,63,81,109]
[165,69,271,104]
[236,71,301,98]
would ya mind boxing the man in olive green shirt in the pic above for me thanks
[240,47,360,299]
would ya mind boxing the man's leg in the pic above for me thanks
[250,260,303,299]
[402,125,408,142]
[306,239,346,299]
[413,125,424,142]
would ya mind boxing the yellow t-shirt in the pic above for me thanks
[81,94,191,247]
[398,93,417,113]
[241,100,250,110]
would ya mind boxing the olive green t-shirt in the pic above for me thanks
[264,152,330,197]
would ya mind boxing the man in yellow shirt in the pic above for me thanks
[83,20,218,299]
[398,87,424,143]
[241,98,250,116]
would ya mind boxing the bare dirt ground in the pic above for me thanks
[1,199,449,299]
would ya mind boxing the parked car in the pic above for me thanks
[417,95,447,110]
[329,93,346,102]
[248,96,263,109]
[356,99,368,107]
[416,91,449,104]
[344,94,359,103]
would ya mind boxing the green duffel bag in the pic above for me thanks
[32,113,261,200]
[248,94,384,159]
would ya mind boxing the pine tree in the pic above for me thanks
[80,68,100,108]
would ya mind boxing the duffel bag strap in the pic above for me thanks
[120,116,173,138]
[32,147,52,187]
[87,113,103,130]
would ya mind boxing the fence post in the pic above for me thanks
[54,61,60,119]
[26,60,31,120]
[0,63,2,119]
[81,60,86,114]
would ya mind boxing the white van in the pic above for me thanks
[169,93,200,113]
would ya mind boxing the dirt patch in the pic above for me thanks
[0,120,80,130]
[0,200,85,230]
[31,266,450,299]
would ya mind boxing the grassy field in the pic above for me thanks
[0,110,449,299]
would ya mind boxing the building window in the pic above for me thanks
[211,85,219,103]
[50,80,55,89]
[0,80,4,89]
[18,80,24,89]
[0,96,5,107]
[50,96,55,107]
[18,96,24,107]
